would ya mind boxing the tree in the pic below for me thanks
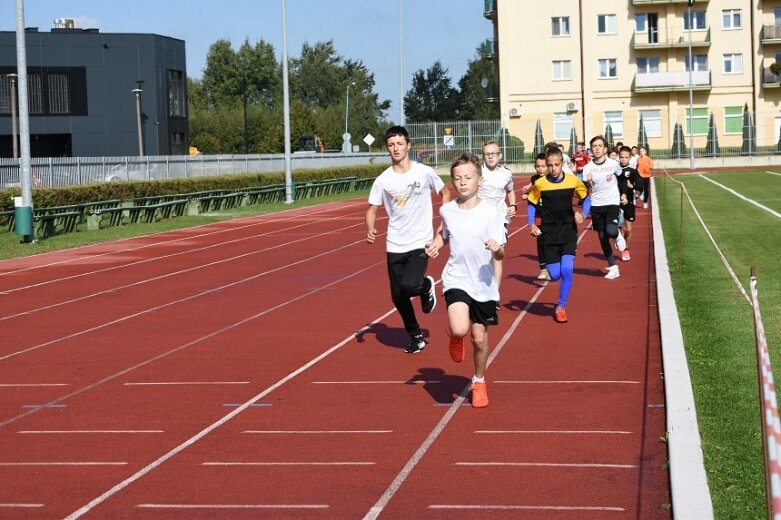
[456,46,499,120]
[404,61,459,122]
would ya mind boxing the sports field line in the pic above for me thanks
[0,199,367,278]
[698,173,781,219]
[766,171,781,177]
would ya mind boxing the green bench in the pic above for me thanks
[353,177,375,191]
[241,185,287,205]
[294,177,356,200]
[88,199,188,228]
[35,204,85,237]
[198,191,245,212]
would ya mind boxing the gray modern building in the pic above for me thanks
[0,20,188,158]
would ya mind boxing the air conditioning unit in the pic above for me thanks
[509,107,521,117]
[566,101,581,112]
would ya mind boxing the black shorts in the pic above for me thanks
[444,289,498,327]
[541,238,577,265]
[621,201,635,222]
[591,205,620,232]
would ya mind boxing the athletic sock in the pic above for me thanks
[472,375,485,384]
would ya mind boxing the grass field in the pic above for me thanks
[656,169,781,519]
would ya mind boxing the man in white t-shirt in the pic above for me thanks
[582,135,627,280]
[366,126,451,354]
[479,140,516,296]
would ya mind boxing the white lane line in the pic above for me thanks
[362,224,584,520]
[123,381,249,386]
[494,380,639,384]
[0,462,127,466]
[475,430,632,435]
[765,171,781,177]
[455,462,637,469]
[63,306,399,520]
[0,503,45,508]
[0,383,68,387]
[429,504,625,512]
[699,174,781,218]
[18,430,163,434]
[312,380,440,384]
[243,430,392,434]
[202,462,375,466]
[137,503,328,509]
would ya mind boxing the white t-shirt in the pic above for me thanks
[368,161,445,253]
[439,199,506,302]
[479,164,514,223]
[583,157,621,207]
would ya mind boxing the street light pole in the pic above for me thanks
[343,81,356,153]
[132,80,145,156]
[687,0,695,170]
[8,73,18,159]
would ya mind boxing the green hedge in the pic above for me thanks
[0,164,386,212]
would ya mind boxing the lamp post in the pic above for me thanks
[343,81,356,153]
[687,0,695,170]
[132,80,145,156]
[8,73,18,159]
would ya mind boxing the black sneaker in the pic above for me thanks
[420,275,437,314]
[404,336,426,354]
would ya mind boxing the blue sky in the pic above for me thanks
[3,0,491,122]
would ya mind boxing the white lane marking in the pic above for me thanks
[18,430,163,434]
[765,171,781,177]
[243,430,392,434]
[0,503,45,508]
[0,462,127,466]
[494,380,639,384]
[137,503,328,509]
[429,504,625,512]
[202,462,375,466]
[475,430,632,435]
[123,381,249,386]
[312,380,440,384]
[455,462,636,469]
[699,174,781,219]
[0,383,68,387]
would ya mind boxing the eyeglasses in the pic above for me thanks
[483,152,501,158]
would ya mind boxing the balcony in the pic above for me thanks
[483,0,496,20]
[633,27,710,50]
[761,66,781,88]
[482,38,496,59]
[632,0,708,4]
[484,82,499,103]
[761,25,781,45]
[633,70,711,93]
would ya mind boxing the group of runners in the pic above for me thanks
[365,126,652,408]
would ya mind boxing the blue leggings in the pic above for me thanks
[546,254,575,308]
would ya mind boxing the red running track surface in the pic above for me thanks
[0,187,669,519]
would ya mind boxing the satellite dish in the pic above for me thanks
[480,78,489,88]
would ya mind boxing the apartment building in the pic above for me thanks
[485,0,781,152]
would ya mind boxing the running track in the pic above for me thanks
[0,183,669,519]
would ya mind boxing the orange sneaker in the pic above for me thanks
[471,381,489,408]
[554,306,568,323]
[447,329,466,363]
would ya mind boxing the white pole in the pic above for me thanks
[687,2,695,170]
[281,0,293,204]
[399,0,405,126]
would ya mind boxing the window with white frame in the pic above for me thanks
[552,16,570,36]
[639,110,662,138]
[722,9,741,30]
[554,112,574,140]
[552,60,572,80]
[636,57,660,74]
[597,14,617,34]
[685,108,709,135]
[723,53,743,74]
[604,111,624,138]
[684,11,707,30]
[724,106,743,134]
[685,54,708,71]
[635,13,648,33]
[598,59,617,78]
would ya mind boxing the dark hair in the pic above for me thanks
[619,145,632,154]
[534,152,546,162]
[385,125,409,144]
[450,152,482,176]
[590,135,608,147]
[545,146,563,160]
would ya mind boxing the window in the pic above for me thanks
[598,59,617,78]
[0,75,12,114]
[776,7,781,26]
[639,110,662,138]
[635,13,648,32]
[552,16,570,36]
[724,106,743,134]
[48,72,70,114]
[27,73,43,114]
[552,60,572,80]
[684,11,707,30]
[167,70,185,117]
[685,107,709,135]
[636,57,660,74]
[723,54,743,74]
[685,54,708,71]
[598,14,617,34]
[169,132,186,155]
[722,9,741,30]
[554,112,573,140]
[604,111,624,138]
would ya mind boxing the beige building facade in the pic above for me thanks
[485,0,781,152]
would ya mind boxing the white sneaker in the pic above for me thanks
[615,231,626,252]
[604,265,620,280]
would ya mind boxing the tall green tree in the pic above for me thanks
[404,61,460,122]
[456,46,499,120]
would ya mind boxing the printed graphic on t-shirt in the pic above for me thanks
[393,181,421,209]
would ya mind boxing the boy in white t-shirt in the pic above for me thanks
[366,126,451,354]
[479,140,516,296]
[426,153,506,408]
